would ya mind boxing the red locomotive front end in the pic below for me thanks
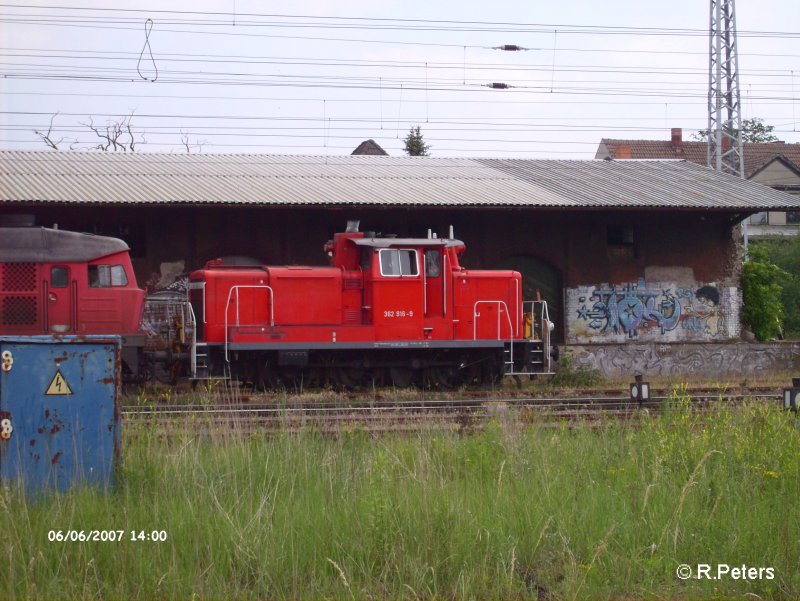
[0,225,147,375]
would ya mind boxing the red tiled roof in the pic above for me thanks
[597,138,800,179]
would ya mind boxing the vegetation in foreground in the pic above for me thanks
[1,397,798,600]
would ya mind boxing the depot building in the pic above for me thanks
[2,150,799,376]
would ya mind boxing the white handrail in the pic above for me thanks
[224,285,274,362]
[521,300,552,339]
[473,300,513,341]
[187,302,198,377]
[443,253,447,316]
[423,261,427,314]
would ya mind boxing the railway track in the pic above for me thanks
[122,388,783,434]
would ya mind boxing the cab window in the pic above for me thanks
[424,250,441,277]
[51,266,69,288]
[379,249,419,277]
[89,264,128,288]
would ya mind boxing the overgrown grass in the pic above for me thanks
[1,398,798,600]
[542,349,604,389]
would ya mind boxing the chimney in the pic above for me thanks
[616,144,632,159]
[671,128,683,147]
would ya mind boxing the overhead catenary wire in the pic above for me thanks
[0,5,798,38]
[4,44,800,60]
[2,73,794,102]
[0,89,788,107]
[0,16,798,49]
[1,3,798,156]
[1,53,797,81]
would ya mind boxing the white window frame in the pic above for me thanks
[378,249,419,277]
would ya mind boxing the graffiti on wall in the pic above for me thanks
[569,279,738,342]
[568,342,796,378]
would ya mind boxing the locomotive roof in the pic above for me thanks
[0,227,130,262]
[352,238,464,248]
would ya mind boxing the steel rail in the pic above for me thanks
[123,392,781,416]
[122,392,782,435]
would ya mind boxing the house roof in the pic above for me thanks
[596,138,800,180]
[351,139,389,156]
[1,150,799,211]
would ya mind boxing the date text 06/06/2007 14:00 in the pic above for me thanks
[47,530,168,542]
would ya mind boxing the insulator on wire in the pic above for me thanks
[488,82,510,89]
[491,44,526,51]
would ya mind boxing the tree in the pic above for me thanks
[693,118,780,143]
[403,125,431,156]
[35,112,144,151]
[741,245,787,340]
[752,237,800,337]
[82,113,144,152]
[180,130,207,153]
[34,112,204,152]
[34,112,68,150]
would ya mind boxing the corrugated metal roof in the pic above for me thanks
[1,150,798,210]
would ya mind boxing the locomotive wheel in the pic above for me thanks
[333,367,371,391]
[299,367,326,391]
[479,361,503,388]
[424,362,477,391]
[255,357,280,391]
[388,367,415,388]
[283,369,309,393]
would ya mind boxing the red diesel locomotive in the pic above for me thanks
[0,221,554,388]
[0,224,148,375]
[188,223,554,388]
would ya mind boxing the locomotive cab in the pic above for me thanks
[350,237,464,341]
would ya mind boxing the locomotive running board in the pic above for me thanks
[222,340,508,351]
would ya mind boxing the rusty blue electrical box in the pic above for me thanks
[0,336,121,493]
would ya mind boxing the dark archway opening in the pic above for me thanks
[494,256,563,343]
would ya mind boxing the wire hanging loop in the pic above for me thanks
[137,18,158,82]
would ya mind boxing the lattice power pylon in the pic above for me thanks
[707,0,744,177]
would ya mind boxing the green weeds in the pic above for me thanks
[545,348,604,388]
[1,398,798,600]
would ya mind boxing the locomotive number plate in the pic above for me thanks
[383,310,414,318]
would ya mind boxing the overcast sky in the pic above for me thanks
[0,0,797,158]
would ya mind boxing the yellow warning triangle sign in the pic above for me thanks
[46,370,73,395]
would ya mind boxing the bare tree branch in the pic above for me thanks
[82,115,140,152]
[180,130,207,154]
[34,112,66,150]
[35,111,168,152]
